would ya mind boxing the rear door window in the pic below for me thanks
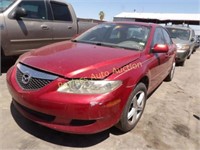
[50,2,72,22]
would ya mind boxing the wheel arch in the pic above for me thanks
[137,75,149,90]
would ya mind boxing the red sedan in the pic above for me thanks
[7,22,176,134]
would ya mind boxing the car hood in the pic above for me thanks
[19,41,141,79]
[172,38,190,45]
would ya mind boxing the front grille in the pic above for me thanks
[16,69,52,90]
[16,63,58,90]
[15,101,55,122]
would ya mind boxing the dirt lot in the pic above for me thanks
[0,49,200,150]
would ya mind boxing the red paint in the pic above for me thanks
[7,22,176,134]
[153,44,169,53]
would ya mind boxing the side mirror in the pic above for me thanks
[12,7,27,19]
[191,37,195,42]
[152,44,169,53]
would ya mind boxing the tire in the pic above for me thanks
[164,62,176,82]
[116,83,147,132]
[192,49,196,54]
[177,60,185,66]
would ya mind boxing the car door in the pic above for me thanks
[161,27,176,69]
[148,27,170,90]
[49,1,77,43]
[5,0,53,55]
[190,29,196,51]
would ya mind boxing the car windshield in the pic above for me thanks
[74,23,151,51]
[0,0,15,12]
[167,28,190,41]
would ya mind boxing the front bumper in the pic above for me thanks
[175,49,190,62]
[7,66,129,134]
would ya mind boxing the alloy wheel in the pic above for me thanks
[127,91,145,125]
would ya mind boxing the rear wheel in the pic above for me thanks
[116,83,147,132]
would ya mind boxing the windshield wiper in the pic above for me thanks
[93,42,116,47]
[71,40,103,45]
[94,42,141,51]
[118,46,141,51]
[71,39,77,42]
[71,40,91,44]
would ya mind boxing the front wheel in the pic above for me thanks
[116,83,147,132]
[177,60,185,66]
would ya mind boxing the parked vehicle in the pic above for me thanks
[0,0,97,56]
[166,26,196,66]
[195,35,200,49]
[7,22,176,134]
[197,35,200,43]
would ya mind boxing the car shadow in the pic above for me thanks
[10,102,124,147]
[1,56,18,74]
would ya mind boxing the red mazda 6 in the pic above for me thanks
[7,22,176,134]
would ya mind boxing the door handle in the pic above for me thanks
[41,25,49,30]
[68,26,72,29]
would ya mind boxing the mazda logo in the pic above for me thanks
[22,73,31,85]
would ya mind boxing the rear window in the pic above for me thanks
[51,2,72,22]
[166,28,190,41]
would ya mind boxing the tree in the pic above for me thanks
[99,11,105,21]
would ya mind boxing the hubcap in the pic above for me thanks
[127,91,145,125]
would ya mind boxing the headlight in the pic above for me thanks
[57,80,122,94]
[176,44,190,50]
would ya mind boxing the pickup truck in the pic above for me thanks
[0,0,97,56]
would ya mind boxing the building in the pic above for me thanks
[114,12,200,35]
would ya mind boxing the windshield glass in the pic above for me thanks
[75,23,151,51]
[0,0,15,12]
[167,28,190,41]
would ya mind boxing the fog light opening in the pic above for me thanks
[70,120,96,126]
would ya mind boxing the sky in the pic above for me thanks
[67,0,200,21]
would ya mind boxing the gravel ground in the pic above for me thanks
[0,48,200,150]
